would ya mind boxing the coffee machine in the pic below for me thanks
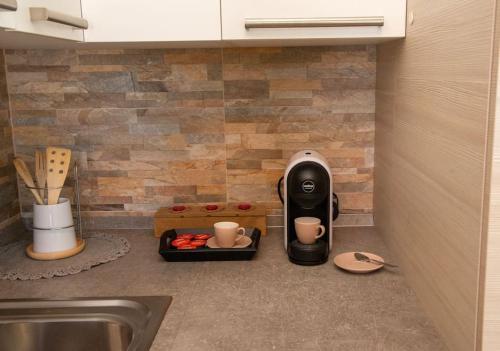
[278,150,339,265]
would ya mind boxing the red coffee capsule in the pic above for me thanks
[194,234,212,240]
[190,240,207,247]
[206,204,218,211]
[171,238,191,247]
[172,205,186,212]
[237,203,252,211]
[176,234,195,240]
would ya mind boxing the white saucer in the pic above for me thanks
[333,251,385,273]
[206,235,252,249]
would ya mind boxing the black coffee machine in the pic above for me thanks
[278,150,339,265]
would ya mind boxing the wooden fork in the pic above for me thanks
[35,149,47,201]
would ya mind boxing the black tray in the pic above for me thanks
[158,227,261,262]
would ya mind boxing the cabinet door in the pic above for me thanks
[82,0,221,42]
[0,0,17,29]
[221,0,406,42]
[13,0,85,41]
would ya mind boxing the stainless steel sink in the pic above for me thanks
[0,296,171,351]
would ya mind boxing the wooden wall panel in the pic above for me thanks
[479,1,500,347]
[375,1,497,350]
[481,53,500,350]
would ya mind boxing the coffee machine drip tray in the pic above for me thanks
[288,240,328,266]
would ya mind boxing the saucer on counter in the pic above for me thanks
[207,235,252,249]
[333,251,385,273]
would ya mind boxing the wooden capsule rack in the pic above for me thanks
[154,203,267,237]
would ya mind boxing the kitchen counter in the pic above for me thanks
[0,227,447,351]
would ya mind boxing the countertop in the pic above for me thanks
[0,227,447,351]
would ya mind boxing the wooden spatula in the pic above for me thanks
[13,158,44,205]
[46,147,72,205]
[35,149,47,201]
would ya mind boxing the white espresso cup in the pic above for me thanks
[294,217,326,245]
[214,222,245,248]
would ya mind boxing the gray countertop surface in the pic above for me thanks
[0,227,447,351]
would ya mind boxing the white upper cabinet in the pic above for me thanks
[10,0,85,41]
[81,0,222,42]
[2,0,406,47]
[221,0,406,43]
[0,0,17,29]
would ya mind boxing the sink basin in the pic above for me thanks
[0,296,171,351]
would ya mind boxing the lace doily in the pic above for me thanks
[0,233,130,280]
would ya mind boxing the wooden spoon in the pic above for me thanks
[46,147,72,205]
[13,158,44,205]
[35,149,47,201]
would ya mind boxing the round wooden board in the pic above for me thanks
[26,239,86,261]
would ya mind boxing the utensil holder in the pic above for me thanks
[26,163,84,255]
[32,198,76,253]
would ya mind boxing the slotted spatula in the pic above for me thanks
[13,158,44,205]
[46,147,72,205]
[35,149,47,201]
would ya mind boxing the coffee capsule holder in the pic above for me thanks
[25,163,85,260]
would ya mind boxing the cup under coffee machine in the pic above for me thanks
[278,150,339,265]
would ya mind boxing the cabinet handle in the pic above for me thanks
[0,0,17,11]
[30,7,88,29]
[245,17,384,29]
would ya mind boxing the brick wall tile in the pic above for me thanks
[0,51,20,226]
[6,46,375,217]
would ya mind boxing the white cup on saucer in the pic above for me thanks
[213,222,245,248]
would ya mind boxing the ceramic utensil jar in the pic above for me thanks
[32,197,77,253]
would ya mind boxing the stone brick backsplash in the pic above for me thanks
[4,46,375,220]
[0,50,19,228]
[222,47,375,212]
